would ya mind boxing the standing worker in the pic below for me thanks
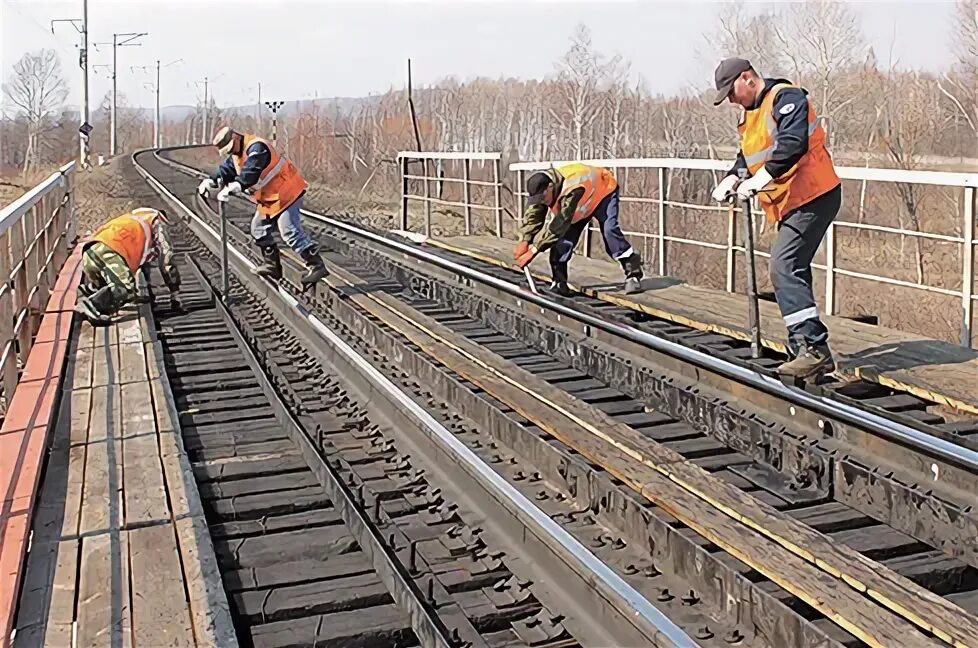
[75,207,180,323]
[198,126,327,286]
[710,57,841,379]
[515,163,643,296]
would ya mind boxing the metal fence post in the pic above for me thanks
[463,159,472,236]
[963,186,975,348]
[400,156,409,232]
[657,167,668,275]
[493,158,503,237]
[825,222,836,317]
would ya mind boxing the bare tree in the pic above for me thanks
[2,49,68,175]
[550,24,621,158]
[937,0,978,141]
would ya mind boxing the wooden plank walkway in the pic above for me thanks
[5,272,236,647]
[429,234,978,415]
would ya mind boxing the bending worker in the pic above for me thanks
[711,57,841,379]
[76,207,180,323]
[198,126,327,286]
[515,163,643,296]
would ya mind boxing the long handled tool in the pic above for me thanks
[730,168,763,360]
[523,266,539,294]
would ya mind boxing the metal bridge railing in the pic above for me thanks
[397,151,505,237]
[0,161,77,409]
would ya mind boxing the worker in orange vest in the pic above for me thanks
[76,207,180,323]
[711,57,841,379]
[515,163,643,296]
[198,126,327,287]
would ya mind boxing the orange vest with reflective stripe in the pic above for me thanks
[90,208,161,272]
[552,163,617,223]
[232,134,307,217]
[738,83,840,223]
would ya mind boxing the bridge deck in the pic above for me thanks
[1,250,233,648]
[430,234,978,415]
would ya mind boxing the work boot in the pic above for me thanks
[549,262,573,297]
[299,245,328,286]
[75,286,115,325]
[254,245,282,281]
[620,252,644,295]
[777,344,835,379]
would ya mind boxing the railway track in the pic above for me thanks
[129,147,978,648]
[149,183,710,647]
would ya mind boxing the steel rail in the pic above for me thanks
[133,148,701,648]
[156,148,978,474]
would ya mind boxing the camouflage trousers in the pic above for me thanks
[81,242,136,314]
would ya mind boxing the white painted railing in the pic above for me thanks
[398,151,505,237]
[0,162,77,408]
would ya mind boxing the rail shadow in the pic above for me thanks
[840,339,978,373]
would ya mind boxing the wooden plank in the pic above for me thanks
[79,438,111,537]
[67,388,92,447]
[121,380,155,439]
[333,265,974,648]
[128,524,195,647]
[75,532,131,648]
[173,516,237,647]
[91,338,120,388]
[431,234,978,415]
[119,342,148,385]
[122,433,168,527]
[12,540,78,648]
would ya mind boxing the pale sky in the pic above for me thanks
[0,0,961,113]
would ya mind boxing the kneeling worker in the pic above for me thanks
[198,126,327,286]
[76,207,180,323]
[515,163,643,295]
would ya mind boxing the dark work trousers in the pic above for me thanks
[548,189,634,267]
[769,184,842,356]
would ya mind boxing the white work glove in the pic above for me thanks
[216,181,242,202]
[197,178,217,196]
[711,174,738,202]
[736,167,774,200]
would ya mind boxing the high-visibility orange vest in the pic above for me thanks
[90,208,163,272]
[551,163,618,223]
[231,134,307,217]
[738,83,840,223]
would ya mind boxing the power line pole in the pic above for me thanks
[96,32,147,156]
[51,4,89,166]
[195,75,222,142]
[257,83,263,134]
[134,59,181,148]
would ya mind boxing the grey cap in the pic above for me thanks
[713,57,752,105]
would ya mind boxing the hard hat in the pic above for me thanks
[212,126,236,156]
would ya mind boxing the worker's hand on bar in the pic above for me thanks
[711,174,738,202]
[735,168,773,200]
[197,178,217,196]
[217,181,242,202]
